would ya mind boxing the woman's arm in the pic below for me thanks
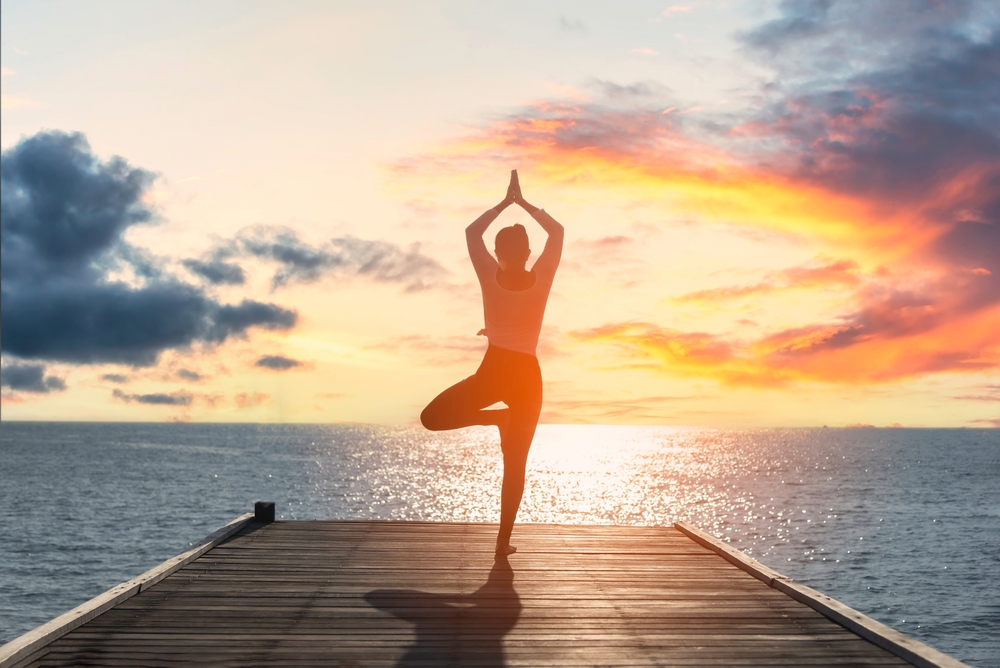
[510,171,564,278]
[466,172,520,279]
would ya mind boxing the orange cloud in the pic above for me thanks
[395,79,999,389]
[235,392,270,409]
[574,300,1000,386]
[674,259,862,303]
[394,101,947,261]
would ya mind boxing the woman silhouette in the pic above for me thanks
[421,170,563,556]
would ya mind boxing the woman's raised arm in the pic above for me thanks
[466,171,521,279]
[510,171,563,278]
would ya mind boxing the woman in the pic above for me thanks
[420,170,563,557]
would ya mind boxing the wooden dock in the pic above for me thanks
[2,510,966,667]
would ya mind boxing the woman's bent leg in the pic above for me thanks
[420,374,502,432]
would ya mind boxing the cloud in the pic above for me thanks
[1,362,66,393]
[731,3,1000,225]
[1,131,298,367]
[185,227,448,292]
[1,67,15,77]
[234,392,269,408]
[738,0,831,53]
[574,307,999,386]
[176,369,202,381]
[2,131,154,275]
[391,2,1000,388]
[233,226,448,291]
[630,48,659,56]
[112,388,192,406]
[953,384,1000,402]
[590,79,666,99]
[240,228,337,287]
[674,259,861,303]
[255,354,303,370]
[2,286,296,366]
[102,373,129,383]
[182,257,246,285]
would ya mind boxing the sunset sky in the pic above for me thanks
[2,0,998,427]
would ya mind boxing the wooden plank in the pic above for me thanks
[674,521,968,668]
[0,513,254,668]
[6,520,967,667]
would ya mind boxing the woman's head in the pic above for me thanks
[495,224,530,270]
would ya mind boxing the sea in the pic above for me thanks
[0,422,997,666]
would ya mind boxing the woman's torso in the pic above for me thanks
[479,269,553,357]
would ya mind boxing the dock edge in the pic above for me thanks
[0,512,255,668]
[674,521,970,668]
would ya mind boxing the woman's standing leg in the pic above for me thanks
[495,405,540,553]
[495,353,543,554]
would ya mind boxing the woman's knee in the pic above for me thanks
[420,404,443,431]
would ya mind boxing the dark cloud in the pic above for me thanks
[176,369,202,381]
[735,2,1000,208]
[240,228,338,287]
[0,131,154,282]
[739,0,832,54]
[731,1,1000,319]
[1,362,66,393]
[112,388,192,406]
[932,220,1000,310]
[234,226,447,291]
[207,300,296,342]
[255,354,303,370]
[332,236,445,289]
[2,285,295,366]
[102,373,129,383]
[182,257,246,285]
[1,131,298,367]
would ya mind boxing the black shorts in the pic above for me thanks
[464,344,542,419]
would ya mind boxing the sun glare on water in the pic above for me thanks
[520,425,713,526]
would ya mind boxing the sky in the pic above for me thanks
[1,0,998,427]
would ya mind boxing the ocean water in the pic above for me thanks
[0,423,997,666]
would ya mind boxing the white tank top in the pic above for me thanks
[468,208,562,357]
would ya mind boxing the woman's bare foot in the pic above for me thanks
[495,543,517,557]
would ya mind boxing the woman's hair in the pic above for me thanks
[495,224,529,261]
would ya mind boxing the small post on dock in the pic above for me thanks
[254,501,275,523]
